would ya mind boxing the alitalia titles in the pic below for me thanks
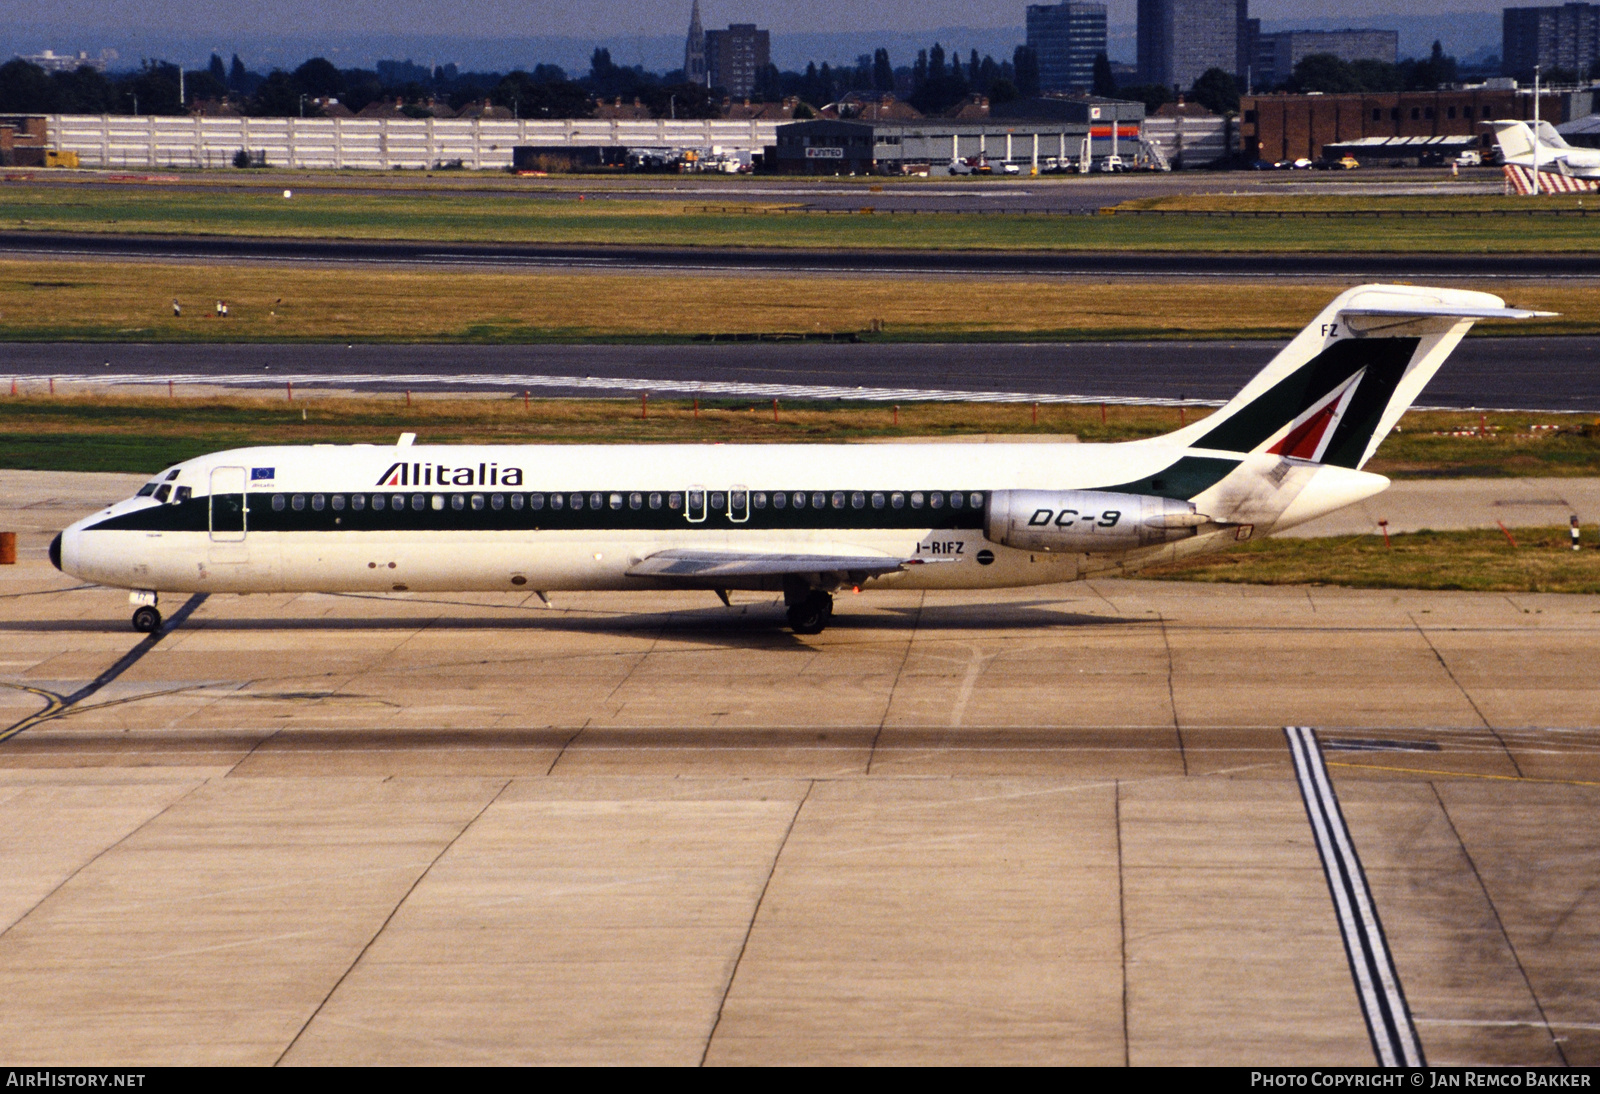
[376,462,523,488]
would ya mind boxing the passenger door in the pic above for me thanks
[208,466,247,542]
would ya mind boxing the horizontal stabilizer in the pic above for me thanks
[1341,302,1556,319]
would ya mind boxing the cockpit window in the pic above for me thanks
[173,486,192,503]
[164,469,181,481]
[153,484,172,503]
[136,482,158,497]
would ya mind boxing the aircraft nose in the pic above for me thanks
[48,533,62,571]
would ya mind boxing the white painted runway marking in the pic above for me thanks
[1286,725,1425,1067]
[12,371,1226,407]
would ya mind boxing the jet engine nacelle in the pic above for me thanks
[985,490,1208,553]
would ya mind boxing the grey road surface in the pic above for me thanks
[4,337,1597,411]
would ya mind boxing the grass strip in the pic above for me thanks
[5,182,1600,252]
[0,394,1596,478]
[1139,525,1600,594]
[0,260,1593,342]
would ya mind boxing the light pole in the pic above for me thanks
[1531,66,1541,195]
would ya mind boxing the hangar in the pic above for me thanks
[768,99,1151,175]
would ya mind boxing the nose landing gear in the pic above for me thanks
[131,605,162,633]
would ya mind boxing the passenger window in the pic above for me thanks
[930,492,944,508]
[352,495,365,510]
[753,492,767,508]
[490,494,503,510]
[589,492,602,510]
[851,492,865,509]
[871,492,885,508]
[332,495,346,511]
[649,493,662,509]
[393,495,405,509]
[609,493,623,510]
[772,492,786,509]
[272,493,285,511]
[570,493,584,510]
[668,492,683,510]
[451,494,464,510]
[812,492,826,509]
[550,494,562,509]
[629,492,642,509]
[710,491,726,510]
[910,492,924,508]
[530,493,545,510]
[510,493,524,510]
[891,492,904,509]
[831,492,845,509]
[371,494,385,511]
[432,495,445,511]
[949,492,963,509]
[970,492,983,508]
[291,494,305,510]
[312,494,325,511]
[471,494,485,510]
[411,494,425,510]
[154,484,172,503]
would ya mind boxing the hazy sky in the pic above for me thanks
[18,0,1508,36]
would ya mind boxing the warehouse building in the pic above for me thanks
[768,100,1149,174]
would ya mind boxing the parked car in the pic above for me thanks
[1097,155,1125,173]
[1455,150,1482,167]
[1315,155,1360,170]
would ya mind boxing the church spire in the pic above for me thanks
[685,1,707,85]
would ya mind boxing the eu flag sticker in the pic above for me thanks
[251,467,275,481]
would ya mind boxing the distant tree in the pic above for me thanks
[1190,67,1239,114]
[492,70,592,118]
[977,54,1001,91]
[873,48,893,91]
[184,68,228,103]
[1288,54,1361,94]
[987,77,1019,105]
[292,57,343,99]
[1092,52,1116,96]
[1544,66,1579,84]
[791,100,815,118]
[227,54,251,94]
[55,65,115,112]
[340,70,384,112]
[1348,58,1402,92]
[645,81,718,118]
[1012,45,1040,96]
[1400,40,1457,90]
[1117,82,1173,113]
[208,54,226,83]
[912,50,928,87]
[122,61,184,114]
[753,63,782,102]
[0,59,59,112]
[246,70,300,116]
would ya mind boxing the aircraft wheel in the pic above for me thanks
[786,591,833,635]
[131,606,162,634]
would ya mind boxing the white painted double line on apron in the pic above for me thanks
[1285,726,1425,1068]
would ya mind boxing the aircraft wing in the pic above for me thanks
[627,548,936,580]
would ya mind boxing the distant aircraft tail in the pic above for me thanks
[1488,119,1538,161]
[1158,284,1551,470]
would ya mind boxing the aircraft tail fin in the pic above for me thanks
[1487,119,1538,161]
[1157,285,1551,470]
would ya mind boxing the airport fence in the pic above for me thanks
[45,115,782,170]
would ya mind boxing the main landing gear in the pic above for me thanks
[131,605,162,633]
[785,587,834,635]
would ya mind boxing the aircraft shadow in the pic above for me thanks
[1,601,1143,647]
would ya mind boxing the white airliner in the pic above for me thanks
[1487,119,1600,178]
[52,285,1547,635]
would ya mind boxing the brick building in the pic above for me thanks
[1240,88,1578,162]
